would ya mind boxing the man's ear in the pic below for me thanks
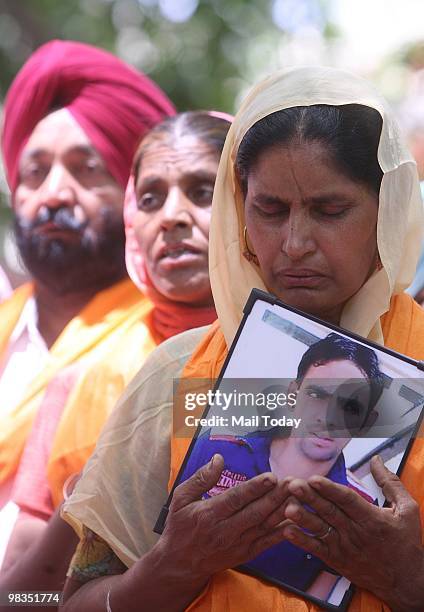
[360,409,378,435]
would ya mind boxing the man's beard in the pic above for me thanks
[14,205,127,295]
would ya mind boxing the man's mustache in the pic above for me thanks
[18,205,87,233]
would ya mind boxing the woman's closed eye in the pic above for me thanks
[252,201,290,218]
[313,203,352,219]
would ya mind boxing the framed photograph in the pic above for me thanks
[155,289,424,610]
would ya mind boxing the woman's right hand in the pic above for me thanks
[61,454,293,612]
[149,453,292,599]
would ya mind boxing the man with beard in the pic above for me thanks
[0,40,174,568]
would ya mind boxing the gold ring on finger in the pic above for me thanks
[316,525,333,541]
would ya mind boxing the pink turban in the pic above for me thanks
[1,39,175,191]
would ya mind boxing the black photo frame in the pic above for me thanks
[154,288,424,610]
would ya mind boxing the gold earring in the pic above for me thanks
[243,226,259,266]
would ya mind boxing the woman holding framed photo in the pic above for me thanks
[61,67,424,612]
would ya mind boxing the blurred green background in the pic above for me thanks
[0,0,423,288]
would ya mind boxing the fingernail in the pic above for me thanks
[209,454,216,469]
[289,508,301,520]
[263,476,275,488]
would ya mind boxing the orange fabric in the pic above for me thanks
[0,279,149,487]
[46,298,158,507]
[0,283,33,358]
[172,293,424,612]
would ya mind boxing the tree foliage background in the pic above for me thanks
[0,0,336,113]
[0,0,422,285]
[0,0,337,283]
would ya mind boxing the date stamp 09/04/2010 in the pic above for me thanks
[0,592,63,606]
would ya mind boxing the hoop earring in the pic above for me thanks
[243,226,259,266]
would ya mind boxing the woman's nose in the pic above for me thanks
[281,211,315,260]
[160,187,192,230]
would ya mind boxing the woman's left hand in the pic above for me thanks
[282,455,424,612]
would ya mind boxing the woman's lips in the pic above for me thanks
[156,243,205,270]
[279,269,326,288]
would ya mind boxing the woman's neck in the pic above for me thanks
[150,299,217,342]
[316,305,343,326]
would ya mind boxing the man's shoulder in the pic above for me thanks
[183,431,265,489]
[190,430,271,475]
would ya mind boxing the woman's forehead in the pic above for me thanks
[135,137,219,182]
[142,134,216,162]
[245,142,374,201]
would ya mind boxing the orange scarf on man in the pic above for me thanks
[0,279,151,487]
[170,292,424,612]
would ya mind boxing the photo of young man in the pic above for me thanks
[180,333,384,601]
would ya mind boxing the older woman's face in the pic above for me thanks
[244,141,379,324]
[133,135,219,306]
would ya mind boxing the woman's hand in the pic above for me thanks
[281,455,424,612]
[61,454,294,612]
[145,453,293,605]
